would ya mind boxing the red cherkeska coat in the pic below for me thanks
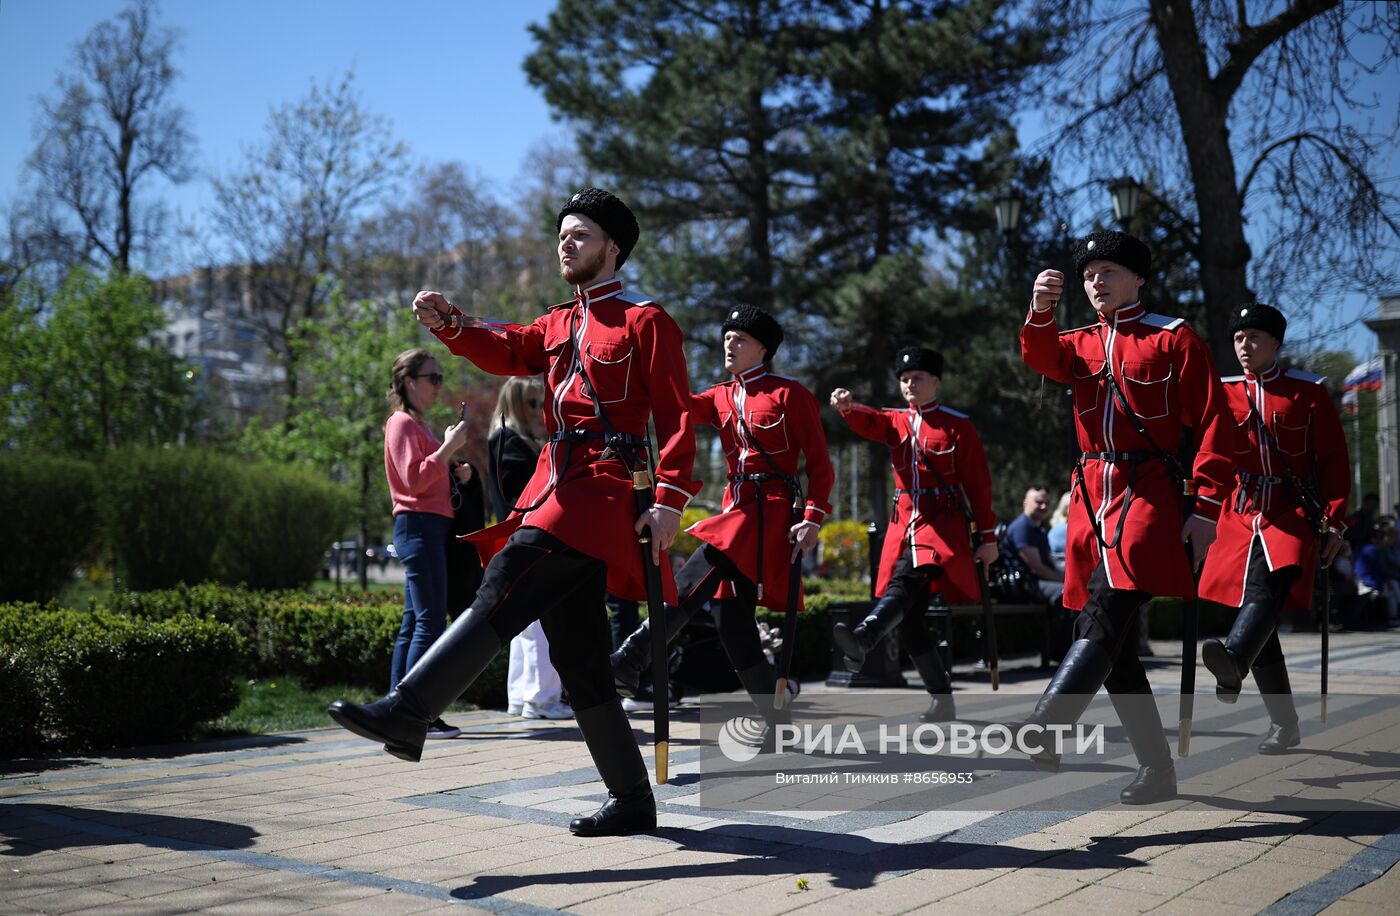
[1198,363,1350,610]
[841,401,997,604]
[431,277,701,603]
[685,365,835,613]
[1021,301,1236,611]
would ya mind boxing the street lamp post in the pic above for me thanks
[994,192,1023,235]
[1109,177,1142,227]
[994,190,1026,356]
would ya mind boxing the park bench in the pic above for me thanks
[824,598,1056,689]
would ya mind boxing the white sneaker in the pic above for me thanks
[506,703,523,716]
[521,700,573,720]
[621,691,680,713]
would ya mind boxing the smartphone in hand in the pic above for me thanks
[459,401,469,424]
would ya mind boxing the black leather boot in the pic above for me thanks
[610,603,695,698]
[1110,687,1177,804]
[1202,600,1277,703]
[568,699,657,837]
[1252,659,1301,754]
[910,651,956,723]
[832,595,905,673]
[328,606,501,762]
[1021,639,1113,773]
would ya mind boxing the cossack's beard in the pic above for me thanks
[560,247,607,286]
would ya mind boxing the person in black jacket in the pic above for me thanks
[488,376,571,719]
[488,376,545,520]
[445,458,485,620]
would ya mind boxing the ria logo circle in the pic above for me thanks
[717,716,767,762]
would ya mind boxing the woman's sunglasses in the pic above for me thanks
[412,373,444,386]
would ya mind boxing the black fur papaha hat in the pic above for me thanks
[557,188,640,269]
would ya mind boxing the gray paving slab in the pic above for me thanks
[3,630,1399,914]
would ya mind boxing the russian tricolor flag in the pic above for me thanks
[1344,357,1384,392]
[1342,356,1384,414]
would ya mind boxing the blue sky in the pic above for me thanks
[0,0,563,259]
[1,0,1390,359]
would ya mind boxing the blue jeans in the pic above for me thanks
[390,512,451,690]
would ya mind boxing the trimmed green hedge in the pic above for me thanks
[0,604,242,756]
[102,448,236,590]
[214,464,351,590]
[0,454,101,603]
[0,641,45,754]
[98,583,508,706]
[99,448,350,591]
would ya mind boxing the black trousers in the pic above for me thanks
[1242,537,1302,668]
[1073,563,1153,694]
[672,543,768,672]
[607,593,641,651]
[471,526,617,712]
[880,547,943,656]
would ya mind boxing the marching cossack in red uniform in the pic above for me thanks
[445,275,699,604]
[1197,302,1349,754]
[611,306,833,747]
[1017,229,1235,805]
[830,347,1000,723]
[329,189,697,838]
[1021,306,1235,612]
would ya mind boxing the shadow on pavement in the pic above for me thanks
[1084,807,1400,856]
[0,733,308,777]
[0,803,259,854]
[449,823,1144,898]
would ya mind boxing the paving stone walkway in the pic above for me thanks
[3,631,1399,914]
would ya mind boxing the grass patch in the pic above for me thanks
[206,675,481,737]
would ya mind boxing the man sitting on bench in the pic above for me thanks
[1005,487,1065,607]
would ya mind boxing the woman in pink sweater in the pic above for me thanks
[385,348,468,739]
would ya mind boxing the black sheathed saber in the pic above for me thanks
[774,497,805,709]
[1320,524,1331,723]
[1179,539,1200,758]
[952,507,999,690]
[975,555,1001,691]
[633,469,669,785]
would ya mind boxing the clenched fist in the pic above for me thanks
[830,388,853,414]
[1031,269,1064,312]
[412,290,451,329]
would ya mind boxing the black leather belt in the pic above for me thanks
[1081,451,1156,463]
[895,486,959,496]
[549,428,649,448]
[729,472,789,483]
[1239,471,1284,486]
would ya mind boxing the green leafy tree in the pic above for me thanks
[526,0,818,342]
[0,267,197,455]
[527,0,1054,520]
[237,293,501,587]
[238,295,409,586]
